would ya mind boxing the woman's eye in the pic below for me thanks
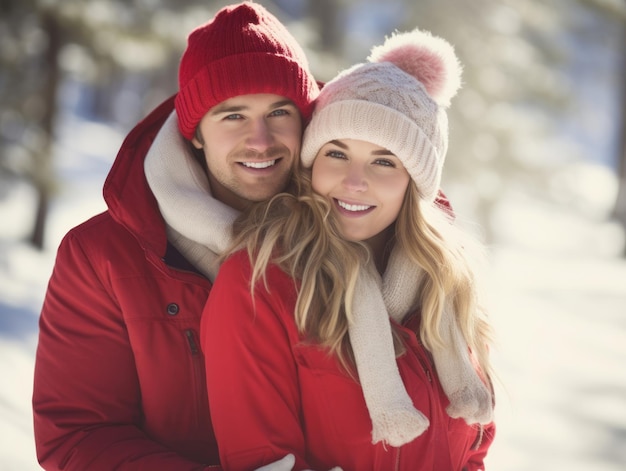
[325,150,346,159]
[374,158,395,167]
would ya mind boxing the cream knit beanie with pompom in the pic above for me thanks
[301,29,461,202]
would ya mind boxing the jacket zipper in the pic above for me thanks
[394,447,401,471]
[184,329,203,428]
[416,355,432,383]
[471,424,484,450]
[185,329,199,355]
[412,337,433,384]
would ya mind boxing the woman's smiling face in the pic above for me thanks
[311,139,411,246]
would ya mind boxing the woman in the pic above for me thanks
[202,28,496,471]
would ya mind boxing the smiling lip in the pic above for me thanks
[334,198,375,215]
[239,159,279,169]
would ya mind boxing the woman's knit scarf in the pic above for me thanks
[144,111,493,447]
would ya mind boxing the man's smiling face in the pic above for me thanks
[192,93,302,211]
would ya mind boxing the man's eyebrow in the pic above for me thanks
[210,100,296,116]
[270,99,297,109]
[210,104,247,116]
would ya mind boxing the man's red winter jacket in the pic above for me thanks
[32,96,219,470]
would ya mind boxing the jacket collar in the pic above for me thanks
[103,95,177,259]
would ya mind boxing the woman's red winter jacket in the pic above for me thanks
[202,250,495,471]
[32,96,219,470]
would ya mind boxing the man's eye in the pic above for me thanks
[224,114,243,120]
[269,109,289,117]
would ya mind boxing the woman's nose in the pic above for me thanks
[342,164,367,192]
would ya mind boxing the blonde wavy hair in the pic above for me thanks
[397,184,493,381]
[227,165,493,380]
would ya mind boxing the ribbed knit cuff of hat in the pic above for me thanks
[144,111,238,281]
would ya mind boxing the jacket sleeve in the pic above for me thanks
[202,252,311,471]
[463,422,496,471]
[32,230,213,471]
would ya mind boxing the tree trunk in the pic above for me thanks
[29,10,61,250]
[612,25,626,255]
[308,0,341,51]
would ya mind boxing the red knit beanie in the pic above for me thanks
[175,2,320,140]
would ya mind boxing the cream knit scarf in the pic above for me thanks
[144,112,237,281]
[144,111,493,447]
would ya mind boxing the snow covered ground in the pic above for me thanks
[1,116,626,470]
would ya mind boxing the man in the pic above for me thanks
[32,3,319,470]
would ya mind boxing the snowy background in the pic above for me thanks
[0,0,626,464]
[1,108,626,471]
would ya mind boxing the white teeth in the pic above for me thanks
[337,200,371,212]
[242,160,276,169]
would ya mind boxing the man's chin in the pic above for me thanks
[244,191,283,203]
[244,180,292,201]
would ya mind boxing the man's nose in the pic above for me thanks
[246,119,274,152]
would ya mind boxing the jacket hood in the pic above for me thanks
[103,95,177,258]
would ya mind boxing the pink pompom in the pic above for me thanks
[368,29,462,107]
